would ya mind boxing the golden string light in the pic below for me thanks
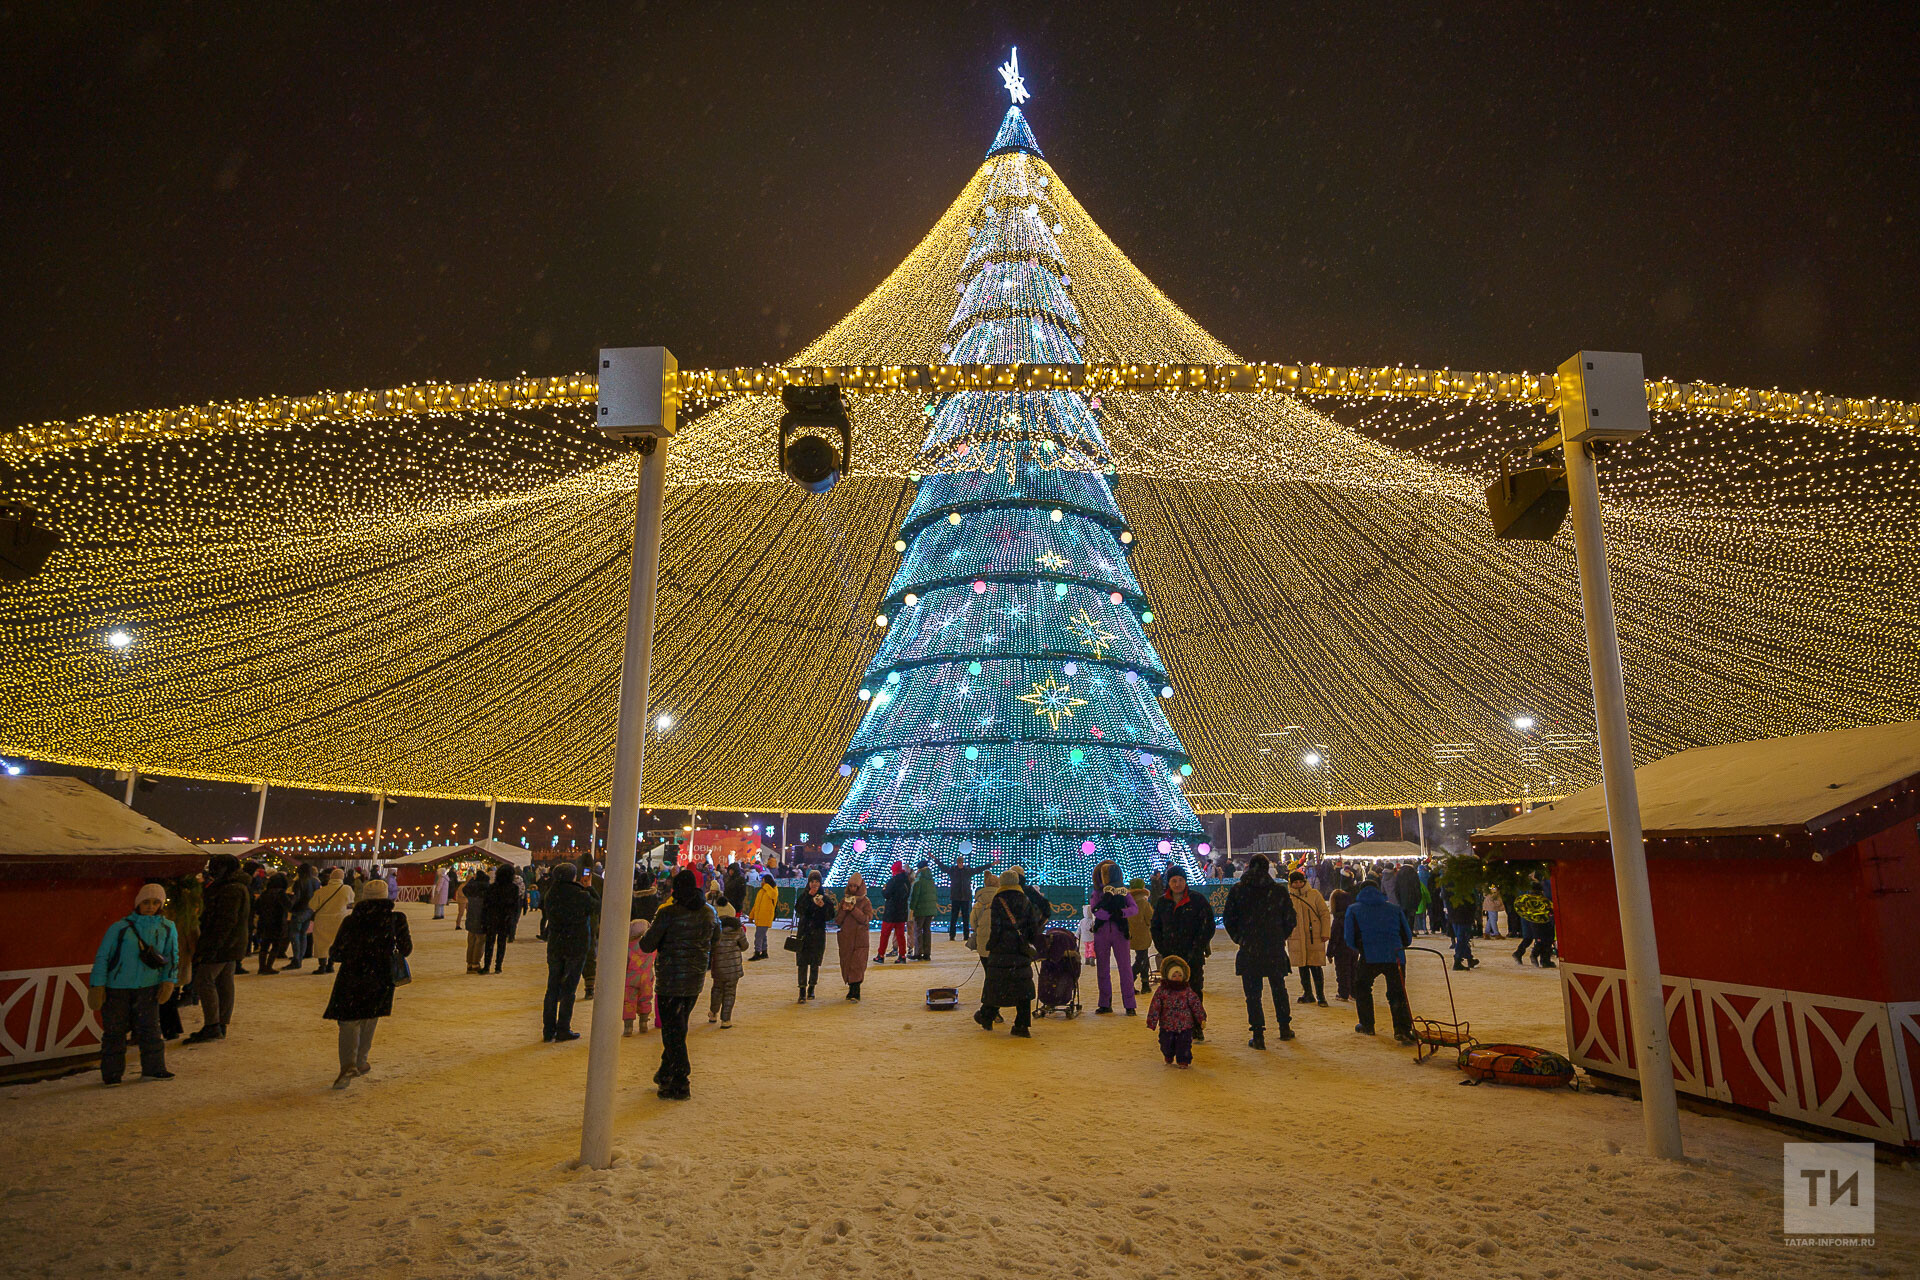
[2,143,1916,813]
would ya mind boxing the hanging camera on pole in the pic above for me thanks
[0,501,60,581]
[779,384,852,494]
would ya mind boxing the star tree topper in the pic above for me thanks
[998,48,1031,105]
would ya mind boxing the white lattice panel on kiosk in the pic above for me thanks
[1560,964,1917,1147]
[0,965,102,1067]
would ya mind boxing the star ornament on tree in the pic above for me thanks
[1066,608,1117,659]
[1035,550,1070,571]
[998,48,1031,105]
[1019,675,1088,730]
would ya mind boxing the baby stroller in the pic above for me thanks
[1034,928,1083,1019]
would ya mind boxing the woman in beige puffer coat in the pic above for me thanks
[1286,871,1333,1006]
[308,868,355,974]
[968,872,1001,951]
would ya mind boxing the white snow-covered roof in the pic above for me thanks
[1476,720,1920,845]
[388,839,531,868]
[0,776,208,874]
[1337,840,1427,860]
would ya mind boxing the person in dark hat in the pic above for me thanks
[540,863,594,1042]
[639,868,718,1099]
[185,853,250,1044]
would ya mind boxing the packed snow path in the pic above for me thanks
[2,903,1914,1279]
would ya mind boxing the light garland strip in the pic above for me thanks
[8,365,1916,464]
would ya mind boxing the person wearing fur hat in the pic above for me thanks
[322,876,411,1089]
[791,869,834,1001]
[707,901,750,1026]
[835,872,877,999]
[975,876,1041,1037]
[186,852,251,1044]
[1007,865,1051,923]
[639,868,719,1099]
[1146,955,1206,1067]
[876,861,912,964]
[308,868,353,975]
[88,882,179,1084]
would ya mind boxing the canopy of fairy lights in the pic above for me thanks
[3,102,1917,817]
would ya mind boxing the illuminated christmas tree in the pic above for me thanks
[825,98,1208,888]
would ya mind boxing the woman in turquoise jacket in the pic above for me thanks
[88,882,180,1085]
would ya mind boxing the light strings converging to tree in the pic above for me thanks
[1,75,1916,819]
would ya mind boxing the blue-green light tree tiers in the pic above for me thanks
[826,109,1209,888]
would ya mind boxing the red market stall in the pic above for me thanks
[683,829,768,869]
[1473,720,1920,1147]
[0,777,208,1076]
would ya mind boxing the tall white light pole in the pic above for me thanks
[486,796,497,843]
[252,781,269,842]
[372,792,386,864]
[123,768,137,806]
[580,347,677,1171]
[1556,351,1683,1160]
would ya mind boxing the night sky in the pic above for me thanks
[3,3,1917,430]
[3,4,1915,844]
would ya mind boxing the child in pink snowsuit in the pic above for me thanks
[1146,955,1205,1067]
[623,919,654,1035]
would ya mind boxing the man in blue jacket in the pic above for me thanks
[1343,877,1416,1045]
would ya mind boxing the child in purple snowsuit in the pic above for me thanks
[1146,955,1206,1066]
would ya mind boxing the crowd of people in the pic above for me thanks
[82,844,1555,1100]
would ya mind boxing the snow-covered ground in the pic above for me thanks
[3,903,1914,1279]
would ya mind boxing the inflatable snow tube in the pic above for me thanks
[1458,1043,1575,1088]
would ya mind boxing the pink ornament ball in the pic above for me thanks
[972,580,987,594]
[1197,842,1211,856]
[854,839,867,853]
[1157,839,1172,855]
[1080,840,1096,856]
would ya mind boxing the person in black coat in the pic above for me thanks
[187,855,252,1042]
[639,869,719,1099]
[723,864,748,916]
[322,878,411,1089]
[975,880,1041,1037]
[1150,870,1217,1038]
[791,870,834,1000]
[253,873,290,974]
[1328,873,1359,1002]
[935,857,980,939]
[481,865,519,974]
[1390,863,1423,933]
[877,862,913,962]
[1221,855,1298,1049]
[540,864,595,1042]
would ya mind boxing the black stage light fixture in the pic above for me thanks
[779,385,852,494]
[1486,457,1570,541]
[0,501,59,581]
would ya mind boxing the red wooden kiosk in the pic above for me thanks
[1473,720,1920,1147]
[0,777,208,1076]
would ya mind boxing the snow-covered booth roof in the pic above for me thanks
[1473,720,1920,861]
[389,840,531,869]
[0,775,209,882]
